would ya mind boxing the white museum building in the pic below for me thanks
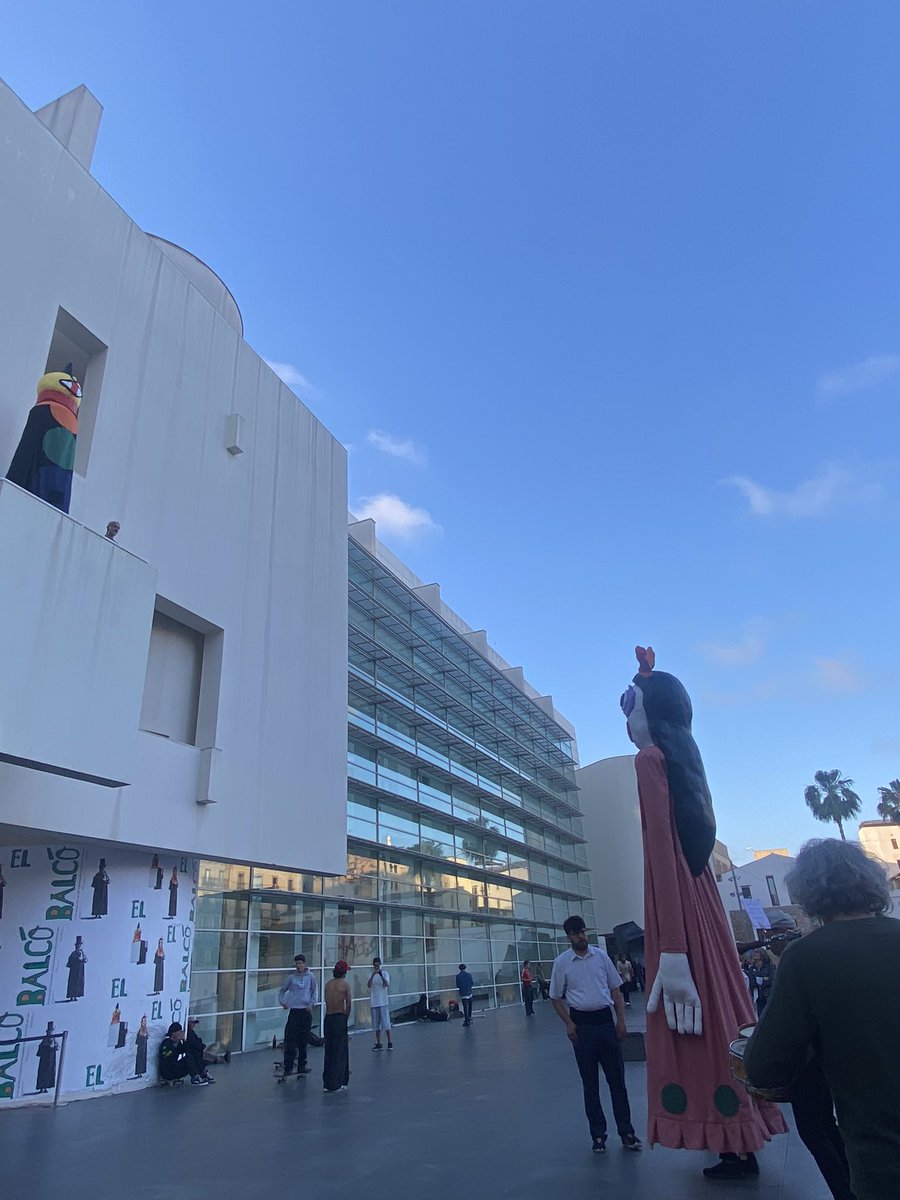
[0,78,349,1103]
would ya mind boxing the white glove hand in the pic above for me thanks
[647,951,703,1036]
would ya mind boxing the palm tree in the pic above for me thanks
[877,780,900,824]
[803,770,861,840]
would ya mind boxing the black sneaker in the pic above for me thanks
[621,1134,642,1152]
[298,1066,311,1075]
[702,1153,759,1180]
[592,1136,607,1154]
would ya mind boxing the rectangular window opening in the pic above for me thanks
[44,307,108,478]
[140,598,223,748]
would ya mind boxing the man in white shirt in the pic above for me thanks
[550,915,642,1155]
[367,956,394,1050]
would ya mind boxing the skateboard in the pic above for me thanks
[274,1062,311,1084]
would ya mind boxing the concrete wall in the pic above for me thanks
[0,77,348,873]
[576,755,644,932]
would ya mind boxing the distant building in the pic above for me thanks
[717,851,797,914]
[711,839,732,881]
[753,848,789,860]
[858,821,900,891]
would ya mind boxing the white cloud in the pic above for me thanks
[354,493,439,540]
[366,430,427,466]
[818,354,900,396]
[264,359,315,394]
[813,656,866,694]
[701,618,767,666]
[724,465,860,518]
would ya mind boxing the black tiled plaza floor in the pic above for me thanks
[1,995,831,1199]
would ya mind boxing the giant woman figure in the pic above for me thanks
[621,646,786,1181]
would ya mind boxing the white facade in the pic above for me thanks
[859,821,900,884]
[576,755,644,934]
[717,852,797,914]
[0,77,349,874]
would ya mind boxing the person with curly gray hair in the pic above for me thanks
[744,839,899,1200]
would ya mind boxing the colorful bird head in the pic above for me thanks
[36,370,82,411]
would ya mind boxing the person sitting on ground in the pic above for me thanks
[186,1017,227,1073]
[158,1022,210,1086]
[744,839,900,1200]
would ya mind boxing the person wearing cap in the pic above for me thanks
[550,914,642,1155]
[322,961,351,1092]
[278,954,319,1076]
[186,1017,228,1076]
[158,1023,208,1086]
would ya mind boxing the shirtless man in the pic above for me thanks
[322,960,352,1092]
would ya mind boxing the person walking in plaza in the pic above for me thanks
[278,953,318,1076]
[322,960,351,1092]
[521,960,535,1015]
[550,915,642,1155]
[744,839,900,1200]
[368,957,394,1050]
[456,963,475,1026]
[616,956,634,1007]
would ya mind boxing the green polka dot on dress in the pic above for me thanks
[714,1085,741,1117]
[661,1083,688,1114]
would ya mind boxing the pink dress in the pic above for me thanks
[636,745,787,1152]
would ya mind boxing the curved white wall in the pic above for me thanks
[576,754,644,934]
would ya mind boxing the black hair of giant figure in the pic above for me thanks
[631,657,716,877]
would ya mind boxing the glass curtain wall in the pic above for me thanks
[189,539,596,1054]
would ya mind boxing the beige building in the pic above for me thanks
[859,821,900,887]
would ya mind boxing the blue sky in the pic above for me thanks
[3,2,898,860]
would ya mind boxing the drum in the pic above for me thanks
[728,1028,791,1103]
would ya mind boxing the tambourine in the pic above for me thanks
[728,1025,791,1103]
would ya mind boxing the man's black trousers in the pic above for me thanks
[570,1009,634,1140]
[283,1008,312,1073]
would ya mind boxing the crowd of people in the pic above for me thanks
[157,838,898,1200]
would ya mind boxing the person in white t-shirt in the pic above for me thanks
[367,957,394,1050]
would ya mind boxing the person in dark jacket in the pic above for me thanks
[158,1023,208,1086]
[186,1018,223,1077]
[744,839,900,1200]
[455,964,474,1025]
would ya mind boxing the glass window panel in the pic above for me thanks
[188,1012,242,1056]
[323,903,380,938]
[194,892,249,932]
[379,824,420,852]
[244,1007,287,1051]
[249,932,321,972]
[348,702,376,733]
[347,815,377,842]
[382,909,424,937]
[348,794,378,820]
[380,876,421,906]
[421,865,459,910]
[378,773,418,802]
[326,872,379,901]
[528,858,550,886]
[379,936,425,965]
[324,935,382,974]
[379,802,419,833]
[251,896,323,932]
[189,970,246,1016]
[428,963,491,992]
[191,930,247,972]
[513,890,535,921]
